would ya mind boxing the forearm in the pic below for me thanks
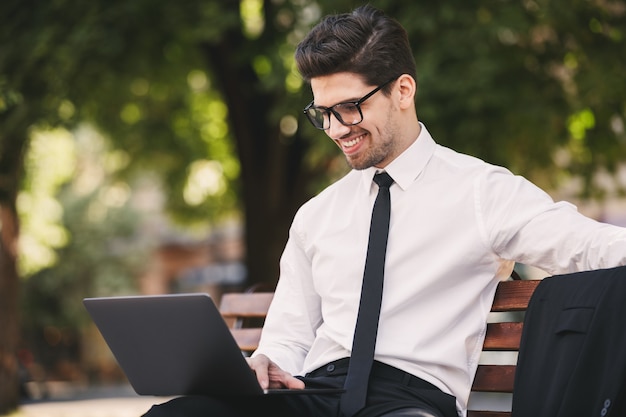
[252,232,321,375]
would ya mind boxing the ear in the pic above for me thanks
[396,74,416,110]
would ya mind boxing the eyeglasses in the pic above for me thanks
[303,77,398,130]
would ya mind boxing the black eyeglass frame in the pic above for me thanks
[303,76,399,130]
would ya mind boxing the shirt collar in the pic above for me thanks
[360,122,436,192]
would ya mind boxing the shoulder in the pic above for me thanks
[424,143,506,184]
[427,144,552,205]
[287,170,363,245]
[432,144,492,170]
[303,170,360,208]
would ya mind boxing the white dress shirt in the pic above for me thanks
[253,123,626,416]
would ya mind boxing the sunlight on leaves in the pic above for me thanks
[183,160,225,206]
[18,128,76,276]
[568,108,596,141]
[187,70,209,92]
[100,182,131,208]
[57,100,75,120]
[253,55,272,77]
[566,108,595,165]
[280,114,298,137]
[240,0,265,39]
[120,102,142,124]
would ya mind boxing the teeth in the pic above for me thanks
[343,135,364,148]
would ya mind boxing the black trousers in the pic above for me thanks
[142,359,457,417]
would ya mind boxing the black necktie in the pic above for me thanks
[340,172,394,417]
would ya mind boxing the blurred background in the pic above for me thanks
[1,0,625,414]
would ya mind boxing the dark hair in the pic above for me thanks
[295,5,417,91]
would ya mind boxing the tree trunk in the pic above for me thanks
[201,6,316,290]
[0,140,25,415]
[208,51,311,288]
[0,106,28,413]
[0,196,21,414]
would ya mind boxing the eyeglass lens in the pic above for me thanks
[307,103,362,130]
[304,76,398,130]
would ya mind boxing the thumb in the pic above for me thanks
[282,374,306,390]
[247,355,270,389]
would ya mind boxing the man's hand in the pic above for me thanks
[246,354,305,390]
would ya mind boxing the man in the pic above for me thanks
[144,5,626,417]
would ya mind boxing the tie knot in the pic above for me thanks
[373,172,393,189]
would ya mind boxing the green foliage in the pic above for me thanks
[18,128,76,275]
[1,0,244,224]
[3,0,626,320]
[3,0,625,203]
[383,0,626,195]
[21,186,146,327]
[20,127,151,332]
[19,179,148,376]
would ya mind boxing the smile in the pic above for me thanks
[342,134,366,149]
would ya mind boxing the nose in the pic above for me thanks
[327,113,351,139]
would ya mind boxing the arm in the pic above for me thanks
[478,167,626,274]
[250,209,323,376]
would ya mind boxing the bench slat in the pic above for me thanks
[219,292,274,318]
[229,328,263,352]
[491,280,539,312]
[483,322,523,351]
[472,365,516,393]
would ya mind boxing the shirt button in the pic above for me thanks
[326,364,335,372]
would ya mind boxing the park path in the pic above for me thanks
[16,384,172,417]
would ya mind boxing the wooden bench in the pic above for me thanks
[219,278,540,417]
[220,291,274,353]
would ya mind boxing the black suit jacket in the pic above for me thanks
[512,265,626,417]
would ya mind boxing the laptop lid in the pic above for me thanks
[84,293,266,397]
[83,293,343,398]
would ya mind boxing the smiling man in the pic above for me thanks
[143,5,626,417]
[308,73,416,169]
[304,73,416,170]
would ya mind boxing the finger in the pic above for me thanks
[267,366,305,390]
[282,374,305,390]
[247,355,270,389]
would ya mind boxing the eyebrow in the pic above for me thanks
[313,95,363,109]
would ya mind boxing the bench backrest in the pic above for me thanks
[219,279,540,417]
[220,291,274,352]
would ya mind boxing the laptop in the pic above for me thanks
[83,293,343,397]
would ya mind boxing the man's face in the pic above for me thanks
[310,72,401,170]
